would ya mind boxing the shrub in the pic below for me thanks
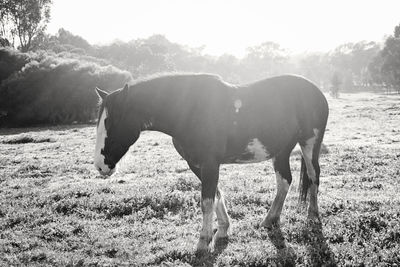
[0,48,30,83]
[0,48,132,126]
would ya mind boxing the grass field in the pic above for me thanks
[1,93,399,266]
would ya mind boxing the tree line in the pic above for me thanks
[28,30,386,89]
[1,0,399,126]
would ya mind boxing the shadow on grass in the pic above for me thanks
[152,237,229,267]
[192,238,229,267]
[266,220,337,266]
[267,226,296,266]
[301,220,337,266]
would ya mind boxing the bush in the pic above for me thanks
[0,48,132,126]
[0,48,30,83]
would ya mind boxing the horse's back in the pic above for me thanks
[239,75,328,132]
[241,75,326,107]
[224,75,328,159]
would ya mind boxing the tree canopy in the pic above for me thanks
[0,0,52,51]
[369,23,400,93]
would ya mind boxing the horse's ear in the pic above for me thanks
[95,87,109,100]
[122,84,129,93]
[121,84,129,97]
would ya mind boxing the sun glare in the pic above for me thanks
[48,0,400,57]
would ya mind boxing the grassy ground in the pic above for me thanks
[0,93,399,266]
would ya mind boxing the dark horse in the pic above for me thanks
[94,74,329,252]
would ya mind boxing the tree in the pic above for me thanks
[1,0,52,52]
[0,36,10,47]
[30,28,93,54]
[297,52,332,90]
[211,54,241,83]
[56,28,91,51]
[0,0,16,46]
[381,36,400,93]
[330,72,341,98]
[367,53,386,91]
[370,23,400,93]
[329,41,380,91]
[241,42,290,82]
[395,24,400,38]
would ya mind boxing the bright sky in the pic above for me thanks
[47,0,400,57]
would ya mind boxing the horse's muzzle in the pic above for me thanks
[95,164,115,176]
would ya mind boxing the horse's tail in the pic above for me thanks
[298,156,310,203]
[298,125,325,205]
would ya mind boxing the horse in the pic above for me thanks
[93,73,329,252]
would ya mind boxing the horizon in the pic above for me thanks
[47,0,400,57]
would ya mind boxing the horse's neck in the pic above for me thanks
[128,76,233,138]
[129,85,180,136]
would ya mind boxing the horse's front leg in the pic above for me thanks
[196,160,220,253]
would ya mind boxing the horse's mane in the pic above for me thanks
[97,72,234,124]
[130,72,225,88]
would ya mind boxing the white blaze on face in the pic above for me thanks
[94,108,113,175]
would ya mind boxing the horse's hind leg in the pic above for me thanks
[299,129,321,219]
[261,153,292,228]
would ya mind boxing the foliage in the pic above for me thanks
[31,28,92,54]
[92,35,176,78]
[0,0,52,52]
[368,23,400,93]
[330,72,341,98]
[329,41,381,91]
[0,0,15,46]
[240,42,290,81]
[297,53,332,88]
[42,31,385,91]
[380,36,400,93]
[367,52,385,86]
[0,48,132,126]
[0,47,30,83]
[25,26,387,90]
[395,24,400,38]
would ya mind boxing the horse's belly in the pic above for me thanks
[222,138,273,164]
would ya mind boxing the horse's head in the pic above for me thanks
[94,84,141,176]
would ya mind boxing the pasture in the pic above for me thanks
[0,92,399,266]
